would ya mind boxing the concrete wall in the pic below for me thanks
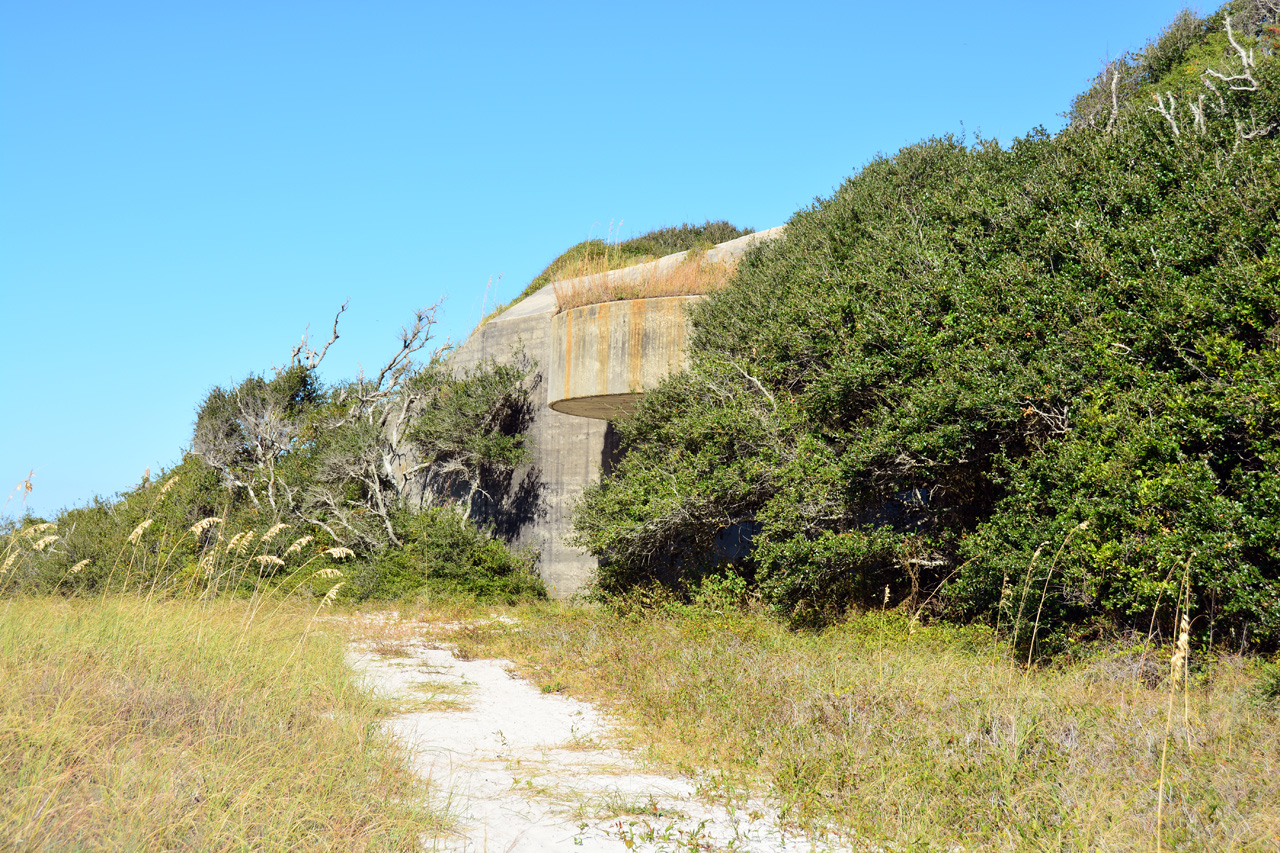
[433,226,784,598]
[547,295,699,420]
[442,282,612,597]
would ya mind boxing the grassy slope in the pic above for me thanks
[0,597,438,852]
[478,220,753,325]
[411,600,1280,851]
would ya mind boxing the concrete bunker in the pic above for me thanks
[432,226,783,597]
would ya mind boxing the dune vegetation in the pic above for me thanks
[2,3,1279,851]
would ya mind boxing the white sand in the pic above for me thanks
[350,638,860,852]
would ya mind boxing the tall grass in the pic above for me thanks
[553,251,738,313]
[422,600,1280,850]
[0,596,439,851]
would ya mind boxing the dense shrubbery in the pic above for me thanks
[574,2,1280,652]
[2,311,544,603]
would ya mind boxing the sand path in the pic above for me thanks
[349,635,856,853]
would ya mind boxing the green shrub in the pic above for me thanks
[573,4,1280,651]
[349,508,544,603]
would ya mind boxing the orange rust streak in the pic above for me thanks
[628,299,645,393]
[593,305,611,397]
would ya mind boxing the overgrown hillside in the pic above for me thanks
[574,2,1280,654]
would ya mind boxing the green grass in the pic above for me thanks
[409,599,1280,851]
[0,596,440,851]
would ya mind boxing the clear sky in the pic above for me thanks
[2,0,1198,520]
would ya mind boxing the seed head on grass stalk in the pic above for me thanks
[155,476,178,498]
[189,517,222,535]
[127,519,153,545]
[234,531,256,555]
[284,535,313,557]
[21,522,56,538]
[260,523,289,545]
[1156,552,1195,853]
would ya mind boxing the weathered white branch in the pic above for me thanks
[1106,71,1120,133]
[1204,14,1258,91]
[1150,91,1180,136]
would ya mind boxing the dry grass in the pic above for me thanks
[0,596,441,851]
[412,600,1280,851]
[553,252,737,313]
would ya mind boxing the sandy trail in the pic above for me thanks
[349,635,856,853]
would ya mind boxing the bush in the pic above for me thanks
[573,4,1280,651]
[350,508,544,603]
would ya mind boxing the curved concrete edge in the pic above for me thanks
[470,225,788,334]
[548,392,645,420]
[428,224,785,598]
[547,296,698,419]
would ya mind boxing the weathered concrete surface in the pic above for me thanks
[432,225,784,597]
[444,299,611,598]
[548,296,698,420]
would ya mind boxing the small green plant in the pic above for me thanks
[1255,657,1280,706]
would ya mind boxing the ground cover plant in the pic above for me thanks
[0,595,437,851]
[573,1,1280,653]
[414,597,1280,851]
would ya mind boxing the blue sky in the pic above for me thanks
[2,0,1197,519]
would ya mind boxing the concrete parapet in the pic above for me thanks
[547,296,698,420]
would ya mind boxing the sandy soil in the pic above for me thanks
[349,635,858,853]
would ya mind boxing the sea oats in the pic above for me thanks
[284,535,314,556]
[320,581,346,607]
[157,476,179,497]
[261,523,289,544]
[127,519,153,545]
[22,522,56,538]
[255,555,285,568]
[189,517,223,535]
[324,546,355,560]
[225,531,248,553]
[313,567,344,579]
[199,553,218,578]
[68,559,90,575]
[32,535,59,552]
[1,553,15,573]
[235,527,257,555]
[1170,612,1191,685]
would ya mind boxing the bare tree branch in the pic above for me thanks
[1150,91,1180,136]
[1204,14,1259,91]
[290,301,349,370]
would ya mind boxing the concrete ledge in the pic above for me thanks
[547,296,699,420]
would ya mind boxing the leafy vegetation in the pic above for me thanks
[573,1,1280,653]
[3,306,544,605]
